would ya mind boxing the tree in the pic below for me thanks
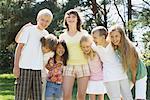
[0,0,61,67]
[0,0,36,49]
[127,0,133,41]
[0,0,62,49]
[76,0,111,31]
[139,0,150,67]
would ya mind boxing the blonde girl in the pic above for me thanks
[109,25,147,100]
[80,35,106,100]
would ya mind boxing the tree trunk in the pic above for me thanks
[103,0,107,28]
[128,0,133,41]
[91,0,98,17]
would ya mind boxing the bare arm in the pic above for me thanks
[13,43,24,78]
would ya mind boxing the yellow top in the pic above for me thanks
[59,30,88,65]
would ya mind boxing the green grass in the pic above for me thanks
[0,72,149,100]
[0,68,106,100]
[0,74,15,100]
[0,73,109,100]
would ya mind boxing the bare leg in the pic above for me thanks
[77,76,89,100]
[63,76,75,100]
[97,94,104,100]
[89,94,96,100]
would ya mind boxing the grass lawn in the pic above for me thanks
[0,74,14,100]
[0,73,109,100]
[1,68,149,100]
[0,67,108,100]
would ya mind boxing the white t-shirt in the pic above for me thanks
[92,43,128,82]
[17,25,49,70]
[42,51,54,78]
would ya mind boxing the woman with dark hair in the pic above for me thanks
[59,9,90,100]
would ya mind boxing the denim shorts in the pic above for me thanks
[45,81,63,98]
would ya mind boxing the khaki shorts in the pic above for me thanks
[63,64,90,78]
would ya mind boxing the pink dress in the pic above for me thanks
[88,54,103,81]
[86,53,106,94]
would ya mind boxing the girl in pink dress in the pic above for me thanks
[80,35,106,100]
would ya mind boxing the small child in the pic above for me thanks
[91,26,133,100]
[40,34,58,100]
[13,9,53,100]
[45,40,68,100]
[80,35,106,100]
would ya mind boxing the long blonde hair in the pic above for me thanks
[109,26,139,73]
[80,35,96,60]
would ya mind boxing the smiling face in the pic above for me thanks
[66,14,78,27]
[110,31,121,46]
[64,9,81,31]
[56,44,65,57]
[37,15,52,30]
[81,41,92,55]
[92,31,104,45]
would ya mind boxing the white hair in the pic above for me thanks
[37,9,53,20]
